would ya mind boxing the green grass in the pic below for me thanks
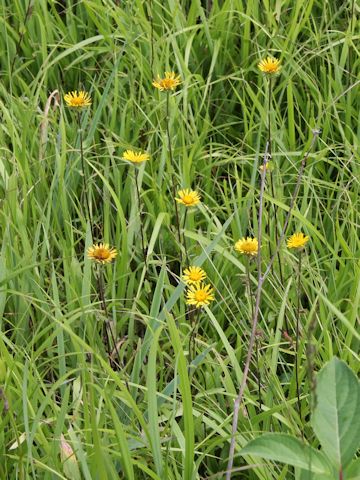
[0,0,359,478]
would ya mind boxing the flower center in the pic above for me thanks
[267,64,277,72]
[189,272,202,281]
[72,97,85,106]
[162,79,175,88]
[182,195,194,205]
[194,290,207,302]
[95,248,110,260]
[243,242,256,252]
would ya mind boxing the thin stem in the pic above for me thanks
[97,266,111,356]
[306,310,317,476]
[225,141,269,480]
[263,130,320,279]
[226,131,319,479]
[267,76,279,280]
[10,0,33,74]
[166,92,182,263]
[270,173,284,281]
[245,257,254,319]
[246,258,261,409]
[97,266,121,369]
[189,308,200,365]
[255,337,262,410]
[295,250,303,431]
[148,0,154,78]
[77,112,93,234]
[267,76,285,287]
[269,170,288,331]
[134,168,148,269]
[183,208,190,266]
[268,77,272,157]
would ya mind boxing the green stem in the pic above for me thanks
[189,308,200,365]
[148,0,154,78]
[166,92,182,264]
[77,111,93,235]
[97,266,121,369]
[295,250,303,431]
[183,208,190,266]
[134,168,148,269]
[246,258,261,409]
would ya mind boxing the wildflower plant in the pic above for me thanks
[154,71,183,261]
[64,90,92,107]
[87,243,117,264]
[258,56,281,75]
[87,242,120,368]
[64,89,92,230]
[122,149,149,268]
[234,237,259,256]
[176,189,201,207]
[182,266,207,285]
[186,283,214,309]
[123,149,150,164]
[152,72,181,91]
[287,232,310,250]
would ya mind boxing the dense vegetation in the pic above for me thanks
[0,1,359,478]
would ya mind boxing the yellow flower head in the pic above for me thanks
[175,189,201,207]
[186,283,215,309]
[123,149,150,164]
[152,72,181,91]
[87,243,117,264]
[259,160,273,173]
[64,90,92,107]
[234,237,259,256]
[182,266,207,285]
[258,56,281,75]
[287,232,309,250]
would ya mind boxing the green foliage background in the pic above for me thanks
[0,0,359,478]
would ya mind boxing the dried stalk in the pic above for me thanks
[225,129,320,479]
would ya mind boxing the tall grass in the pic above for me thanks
[0,0,359,478]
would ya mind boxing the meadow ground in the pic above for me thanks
[0,1,359,479]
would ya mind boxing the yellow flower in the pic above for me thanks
[64,90,92,107]
[234,237,259,256]
[182,266,207,285]
[87,243,117,264]
[175,189,201,207]
[186,283,215,309]
[152,72,181,91]
[287,232,309,250]
[123,149,150,164]
[259,160,273,173]
[258,56,281,74]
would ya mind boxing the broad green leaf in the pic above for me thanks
[345,458,360,480]
[312,358,360,469]
[298,469,333,480]
[241,434,331,475]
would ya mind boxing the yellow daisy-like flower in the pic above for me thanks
[182,266,207,285]
[122,149,150,164]
[259,160,273,173]
[186,283,215,309]
[287,232,309,250]
[64,90,92,107]
[87,243,117,264]
[175,189,201,207]
[258,56,281,75]
[152,72,181,91]
[234,237,259,256]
